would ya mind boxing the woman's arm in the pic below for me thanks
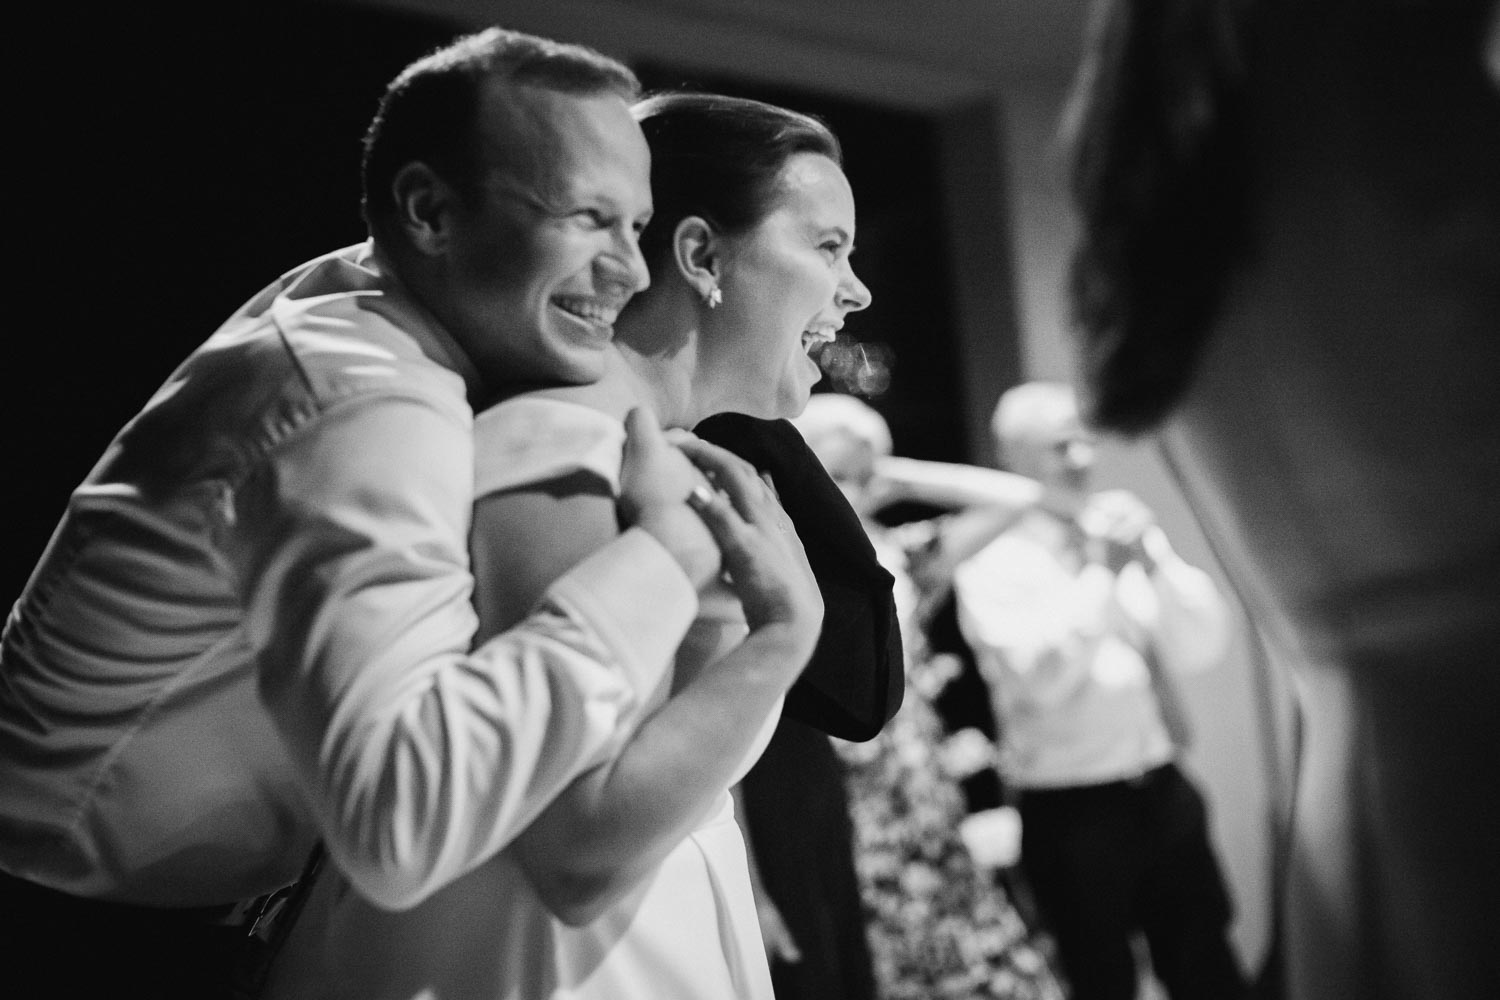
[872,456,1039,514]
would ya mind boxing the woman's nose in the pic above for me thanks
[838,265,872,313]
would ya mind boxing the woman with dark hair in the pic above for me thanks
[273,92,882,1000]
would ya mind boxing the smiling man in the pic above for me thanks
[0,27,764,998]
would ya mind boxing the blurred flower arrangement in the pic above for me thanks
[833,654,1066,1000]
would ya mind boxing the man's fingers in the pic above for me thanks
[622,406,666,459]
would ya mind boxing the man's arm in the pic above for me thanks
[1086,490,1233,673]
[481,431,822,926]
[1139,525,1234,673]
[872,455,1039,514]
[231,395,701,912]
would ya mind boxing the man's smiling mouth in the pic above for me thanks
[553,295,622,328]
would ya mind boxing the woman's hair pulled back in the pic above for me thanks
[632,92,841,269]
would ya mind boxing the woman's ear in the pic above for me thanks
[672,216,721,302]
[390,162,454,256]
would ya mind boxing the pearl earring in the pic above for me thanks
[704,285,723,309]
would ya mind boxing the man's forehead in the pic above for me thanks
[475,83,574,167]
[1005,403,1081,445]
[475,81,645,199]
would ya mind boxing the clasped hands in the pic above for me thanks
[1079,488,1165,575]
[615,408,823,653]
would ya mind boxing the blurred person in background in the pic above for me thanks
[952,381,1247,1000]
[774,391,1065,1000]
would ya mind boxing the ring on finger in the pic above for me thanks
[687,484,716,511]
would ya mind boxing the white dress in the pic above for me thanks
[277,396,781,1000]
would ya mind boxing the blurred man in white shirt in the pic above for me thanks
[954,380,1247,1000]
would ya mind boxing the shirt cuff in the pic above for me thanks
[544,527,699,700]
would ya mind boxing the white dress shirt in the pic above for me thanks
[0,243,696,911]
[953,505,1230,789]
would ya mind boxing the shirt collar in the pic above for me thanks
[1017,507,1087,555]
[357,240,487,405]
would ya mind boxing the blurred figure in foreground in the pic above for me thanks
[952,382,1247,1000]
[793,392,1065,1000]
[1064,1,1500,997]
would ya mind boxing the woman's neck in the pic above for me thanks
[612,290,712,430]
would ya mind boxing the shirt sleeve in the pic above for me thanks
[1140,527,1234,674]
[229,391,696,911]
[952,541,1114,710]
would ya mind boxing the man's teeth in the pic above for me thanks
[554,297,620,326]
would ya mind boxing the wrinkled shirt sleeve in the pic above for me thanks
[1139,529,1233,674]
[229,392,695,911]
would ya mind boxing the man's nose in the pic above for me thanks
[596,228,651,295]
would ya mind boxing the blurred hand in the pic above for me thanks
[939,726,998,780]
[958,806,1022,871]
[672,436,824,659]
[617,408,721,588]
[754,894,803,967]
[1082,489,1157,573]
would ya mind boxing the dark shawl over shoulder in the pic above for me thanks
[695,412,904,741]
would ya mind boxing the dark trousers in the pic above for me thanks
[0,870,253,999]
[1019,763,1249,1000]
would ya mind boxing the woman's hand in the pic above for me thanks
[671,433,824,659]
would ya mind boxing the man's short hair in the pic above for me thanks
[991,380,1079,457]
[361,27,640,232]
[794,392,892,458]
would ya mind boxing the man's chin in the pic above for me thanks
[540,360,608,388]
[480,353,607,396]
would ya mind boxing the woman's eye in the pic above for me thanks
[575,209,610,228]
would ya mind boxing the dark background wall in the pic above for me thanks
[6,3,966,603]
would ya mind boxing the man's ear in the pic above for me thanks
[672,216,721,301]
[390,162,454,256]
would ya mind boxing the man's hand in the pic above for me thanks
[617,407,721,589]
[1082,489,1158,573]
